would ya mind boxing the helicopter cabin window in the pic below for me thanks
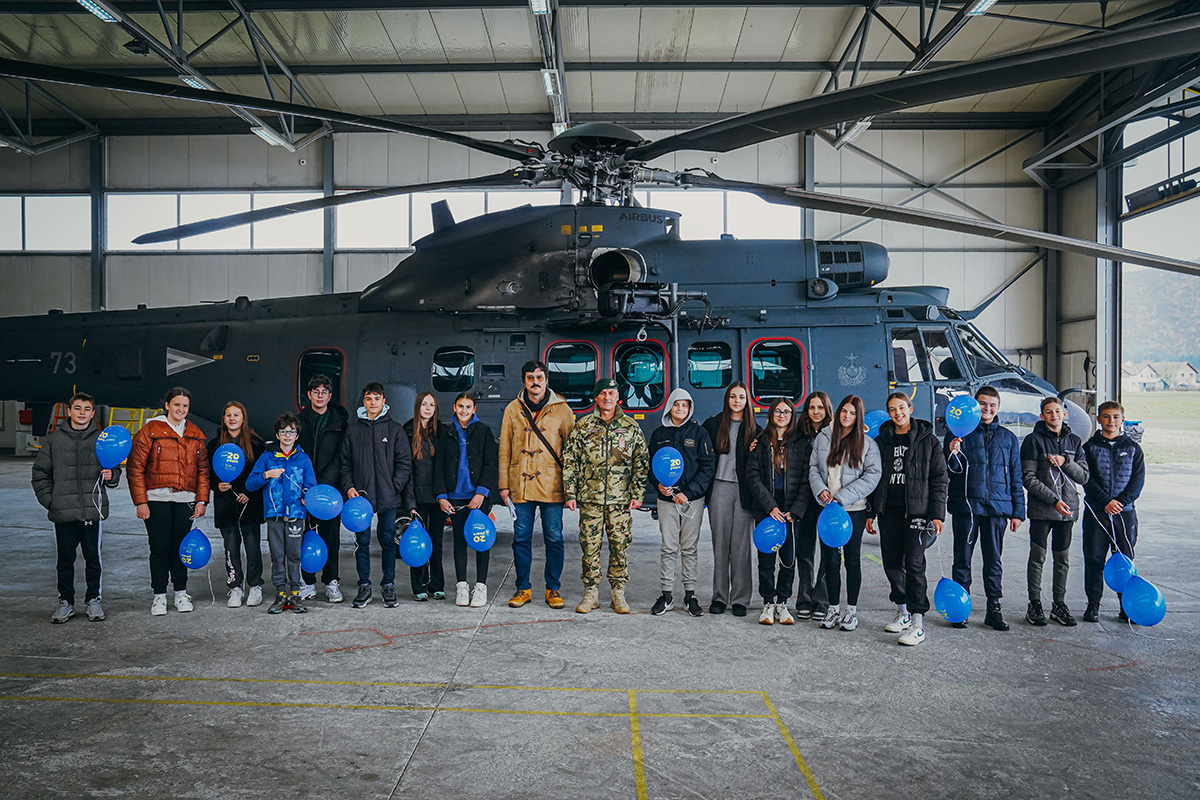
[923,329,962,381]
[613,341,666,411]
[432,346,475,392]
[546,342,598,409]
[749,340,805,406]
[957,325,1009,378]
[890,330,929,383]
[297,349,344,407]
[688,342,732,389]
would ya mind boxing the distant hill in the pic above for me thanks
[1122,268,1200,366]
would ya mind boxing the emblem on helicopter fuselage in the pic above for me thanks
[837,354,867,387]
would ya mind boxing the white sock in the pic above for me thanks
[829,604,841,615]
[898,604,908,614]
[847,605,857,615]
[913,613,924,630]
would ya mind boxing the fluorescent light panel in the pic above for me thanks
[529,0,549,14]
[252,126,296,151]
[967,0,997,15]
[542,69,560,96]
[77,0,117,21]
[552,122,568,136]
[180,75,209,90]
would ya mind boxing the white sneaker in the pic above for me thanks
[898,625,926,646]
[819,607,840,629]
[758,603,775,625]
[470,582,488,608]
[298,582,317,601]
[227,587,244,608]
[775,604,795,625]
[173,591,193,613]
[455,581,470,607]
[885,610,912,633]
[151,594,168,616]
[839,609,859,631]
[246,586,263,607]
[326,580,343,604]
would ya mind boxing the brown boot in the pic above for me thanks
[508,589,532,608]
[611,588,630,614]
[576,587,599,614]
[545,589,565,609]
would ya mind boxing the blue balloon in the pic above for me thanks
[179,528,212,569]
[340,496,374,533]
[1122,576,1166,626]
[399,519,433,567]
[300,530,328,573]
[212,442,246,483]
[652,446,685,486]
[945,395,982,438]
[934,577,972,623]
[465,508,496,552]
[864,409,889,439]
[1103,552,1137,593]
[817,502,853,548]
[95,425,132,470]
[306,484,343,520]
[752,517,786,553]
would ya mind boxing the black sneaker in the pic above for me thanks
[731,604,747,617]
[381,584,399,608]
[651,592,674,616]
[1050,602,1077,626]
[685,593,704,618]
[352,585,372,608]
[291,593,307,614]
[268,593,287,614]
[795,606,813,621]
[708,600,726,615]
[984,602,1010,631]
[1026,600,1047,627]
[1082,602,1100,623]
[951,621,968,629]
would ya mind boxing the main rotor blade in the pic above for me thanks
[0,58,537,163]
[133,170,533,244]
[630,13,1200,161]
[688,174,1200,277]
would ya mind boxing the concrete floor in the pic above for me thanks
[1,454,1197,800]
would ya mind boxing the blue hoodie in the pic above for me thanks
[246,446,317,519]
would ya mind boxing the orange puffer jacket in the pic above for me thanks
[127,419,211,505]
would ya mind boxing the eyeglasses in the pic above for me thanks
[309,389,331,397]
[278,429,299,437]
[772,409,793,417]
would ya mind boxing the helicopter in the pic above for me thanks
[3,13,1200,443]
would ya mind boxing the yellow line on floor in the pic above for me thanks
[628,691,648,800]
[864,553,885,566]
[761,693,826,800]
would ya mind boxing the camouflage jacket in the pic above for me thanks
[563,407,650,506]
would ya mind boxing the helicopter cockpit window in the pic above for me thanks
[432,346,475,393]
[613,341,666,411]
[688,342,732,389]
[922,329,961,381]
[546,342,598,409]
[890,330,929,383]
[749,340,805,406]
[297,349,344,407]
[957,325,1010,378]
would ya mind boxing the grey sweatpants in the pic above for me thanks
[708,479,754,607]
[658,497,705,592]
[266,518,304,594]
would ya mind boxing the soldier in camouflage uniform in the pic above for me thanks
[563,378,650,614]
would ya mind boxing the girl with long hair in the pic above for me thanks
[404,392,448,600]
[809,394,881,632]
[206,401,267,608]
[793,391,832,619]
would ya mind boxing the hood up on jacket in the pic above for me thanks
[358,404,391,420]
[660,387,695,427]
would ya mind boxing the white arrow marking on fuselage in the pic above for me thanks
[166,347,215,376]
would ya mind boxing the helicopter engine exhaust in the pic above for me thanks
[589,248,659,317]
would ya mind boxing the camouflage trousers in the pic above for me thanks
[578,503,633,590]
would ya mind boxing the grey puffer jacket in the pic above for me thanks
[809,427,882,510]
[1021,420,1088,521]
[31,419,122,523]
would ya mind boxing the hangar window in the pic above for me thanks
[613,340,666,411]
[688,342,732,389]
[749,340,805,406]
[0,196,22,250]
[546,342,597,409]
[432,346,475,393]
[336,194,410,249]
[23,196,91,251]
[297,349,344,407]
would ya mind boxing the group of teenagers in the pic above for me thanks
[33,361,1146,647]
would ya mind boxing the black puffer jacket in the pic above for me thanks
[701,414,757,509]
[869,419,948,520]
[745,430,813,521]
[339,410,412,510]
[433,418,498,514]
[206,433,266,527]
[647,418,715,502]
[299,403,349,486]
[31,420,121,523]
[1021,420,1088,521]
[403,419,447,508]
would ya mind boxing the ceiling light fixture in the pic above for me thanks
[542,69,560,96]
[967,0,997,15]
[832,119,872,148]
[552,122,568,136]
[529,0,549,15]
[180,75,210,90]
[252,125,297,152]
[76,0,117,22]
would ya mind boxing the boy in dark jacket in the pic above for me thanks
[31,393,121,624]
[340,382,413,609]
[1080,401,1145,623]
[1021,396,1088,627]
[944,386,1026,631]
[298,374,349,603]
[648,388,716,618]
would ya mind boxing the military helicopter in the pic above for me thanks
[3,13,1200,442]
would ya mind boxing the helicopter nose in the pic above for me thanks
[1065,397,1093,437]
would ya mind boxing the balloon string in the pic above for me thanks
[775,519,796,570]
[947,452,977,548]
[92,474,105,599]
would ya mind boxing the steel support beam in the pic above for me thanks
[1043,184,1059,386]
[90,137,106,311]
[322,134,334,294]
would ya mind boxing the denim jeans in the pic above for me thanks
[355,507,397,587]
[512,501,565,591]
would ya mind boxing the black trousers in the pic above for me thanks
[145,501,195,594]
[1082,507,1138,605]
[756,489,795,604]
[55,520,101,604]
[301,515,341,586]
[219,521,264,589]
[952,513,1006,602]
[450,504,489,584]
[820,509,867,606]
[409,502,447,596]
[878,513,930,615]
